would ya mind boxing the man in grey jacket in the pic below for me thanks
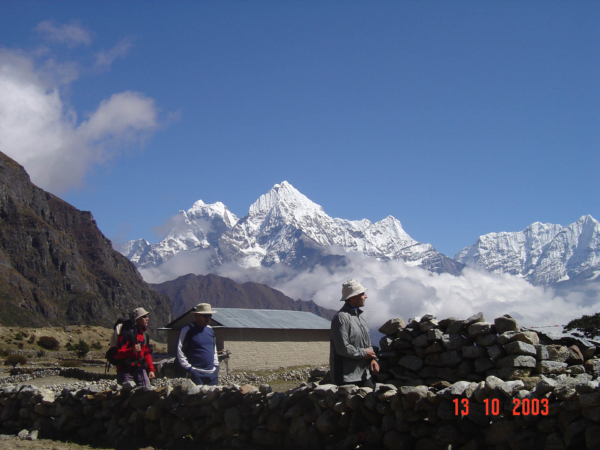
[330,279,379,387]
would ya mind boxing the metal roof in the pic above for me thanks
[163,308,331,330]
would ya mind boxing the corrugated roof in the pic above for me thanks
[163,308,331,330]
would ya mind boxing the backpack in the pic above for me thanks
[105,318,150,373]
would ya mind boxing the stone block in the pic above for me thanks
[474,357,494,373]
[380,318,406,336]
[497,355,536,368]
[468,322,494,338]
[488,344,506,361]
[465,312,485,327]
[439,351,463,368]
[584,359,600,375]
[461,345,487,359]
[441,334,469,351]
[419,320,439,332]
[446,320,465,334]
[412,334,430,347]
[497,368,532,380]
[399,355,424,372]
[567,345,585,364]
[424,342,444,354]
[427,329,443,341]
[504,340,537,356]
[536,361,568,374]
[497,331,539,346]
[494,314,520,334]
[475,334,498,347]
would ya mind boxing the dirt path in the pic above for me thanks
[0,437,128,450]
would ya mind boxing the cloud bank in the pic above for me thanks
[0,23,159,194]
[138,249,600,333]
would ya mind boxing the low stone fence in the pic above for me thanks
[0,373,599,449]
[376,313,599,386]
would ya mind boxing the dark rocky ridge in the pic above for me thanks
[0,152,171,334]
[150,272,337,320]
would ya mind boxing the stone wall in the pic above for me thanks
[375,313,599,386]
[1,312,599,450]
[219,328,330,371]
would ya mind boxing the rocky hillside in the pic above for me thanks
[0,152,172,334]
[150,272,336,320]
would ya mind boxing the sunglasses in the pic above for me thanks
[197,314,212,318]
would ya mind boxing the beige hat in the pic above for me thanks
[131,307,150,320]
[193,303,217,314]
[340,279,368,301]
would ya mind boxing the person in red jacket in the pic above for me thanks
[113,307,155,387]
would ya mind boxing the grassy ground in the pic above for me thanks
[0,326,167,356]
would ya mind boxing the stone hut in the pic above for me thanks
[159,308,331,371]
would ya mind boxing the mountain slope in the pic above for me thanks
[455,215,600,285]
[125,181,463,276]
[149,272,336,320]
[0,151,172,333]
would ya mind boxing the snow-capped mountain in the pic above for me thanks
[123,200,238,268]
[123,181,462,275]
[455,215,600,285]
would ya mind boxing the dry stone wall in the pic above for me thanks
[375,313,599,386]
[0,312,599,450]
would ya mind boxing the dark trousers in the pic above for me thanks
[190,367,219,386]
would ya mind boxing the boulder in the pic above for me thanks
[380,318,406,336]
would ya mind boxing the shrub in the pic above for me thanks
[4,354,27,367]
[565,312,600,339]
[61,359,82,368]
[14,332,23,341]
[37,336,60,350]
[36,350,46,358]
[28,335,36,344]
[74,339,90,358]
[91,341,103,350]
[65,342,75,351]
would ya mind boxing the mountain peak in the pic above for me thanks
[248,181,323,219]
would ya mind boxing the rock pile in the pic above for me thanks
[376,313,599,386]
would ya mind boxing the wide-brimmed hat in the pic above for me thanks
[193,303,217,314]
[340,279,368,301]
[131,307,150,320]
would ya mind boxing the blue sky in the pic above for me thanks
[1,1,599,258]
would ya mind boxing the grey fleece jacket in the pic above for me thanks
[329,303,373,384]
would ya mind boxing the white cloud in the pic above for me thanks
[95,39,134,70]
[0,46,159,193]
[138,249,600,333]
[35,20,93,47]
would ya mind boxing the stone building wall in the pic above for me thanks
[218,328,330,371]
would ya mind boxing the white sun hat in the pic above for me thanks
[340,279,368,301]
[193,303,217,314]
[131,307,150,320]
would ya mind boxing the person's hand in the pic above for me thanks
[370,359,380,374]
[148,371,156,380]
[366,348,377,359]
[134,343,141,353]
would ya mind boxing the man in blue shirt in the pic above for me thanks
[177,303,219,385]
